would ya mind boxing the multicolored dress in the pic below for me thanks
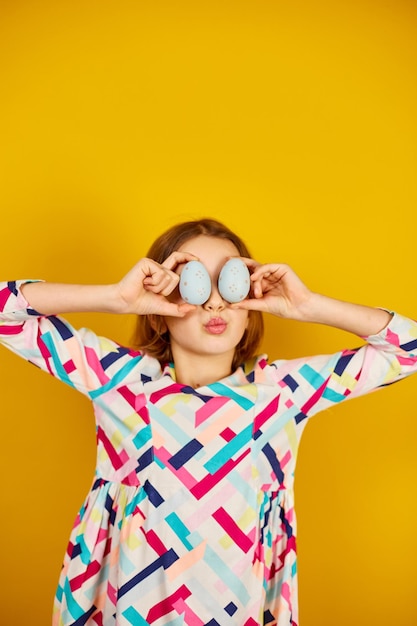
[1,280,417,626]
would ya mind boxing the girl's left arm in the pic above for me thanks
[235,261,417,413]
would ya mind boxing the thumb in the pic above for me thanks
[159,302,197,317]
[230,298,269,312]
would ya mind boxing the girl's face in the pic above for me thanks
[164,235,250,370]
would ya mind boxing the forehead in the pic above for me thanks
[178,235,239,266]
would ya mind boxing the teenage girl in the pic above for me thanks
[1,218,416,626]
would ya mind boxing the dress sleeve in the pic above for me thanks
[0,280,143,397]
[267,312,417,421]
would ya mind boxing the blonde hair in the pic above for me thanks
[132,218,264,369]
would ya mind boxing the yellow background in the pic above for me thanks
[0,1,416,624]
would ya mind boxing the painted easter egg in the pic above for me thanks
[218,258,250,303]
[179,260,212,305]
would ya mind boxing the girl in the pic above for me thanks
[1,218,416,626]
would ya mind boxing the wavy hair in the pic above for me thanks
[132,218,264,370]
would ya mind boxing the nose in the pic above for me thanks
[203,283,226,311]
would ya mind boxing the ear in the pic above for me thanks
[149,315,168,334]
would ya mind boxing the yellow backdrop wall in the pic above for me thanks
[0,1,416,624]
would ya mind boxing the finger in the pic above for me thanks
[159,282,180,297]
[249,263,285,281]
[140,258,166,278]
[139,290,196,316]
[253,282,264,299]
[144,268,179,293]
[162,251,199,272]
[230,297,270,312]
[250,274,268,299]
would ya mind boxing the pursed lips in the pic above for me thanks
[204,317,228,334]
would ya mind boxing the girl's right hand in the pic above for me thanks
[117,252,198,317]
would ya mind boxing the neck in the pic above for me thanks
[171,350,235,388]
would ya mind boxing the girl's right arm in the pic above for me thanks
[0,253,197,394]
[20,253,198,317]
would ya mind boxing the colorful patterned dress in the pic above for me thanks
[1,280,417,626]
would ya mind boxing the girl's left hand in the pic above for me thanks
[233,258,393,335]
[233,260,314,320]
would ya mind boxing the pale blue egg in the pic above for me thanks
[218,258,250,303]
[179,260,212,305]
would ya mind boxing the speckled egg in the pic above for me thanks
[218,258,250,303]
[179,260,212,305]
